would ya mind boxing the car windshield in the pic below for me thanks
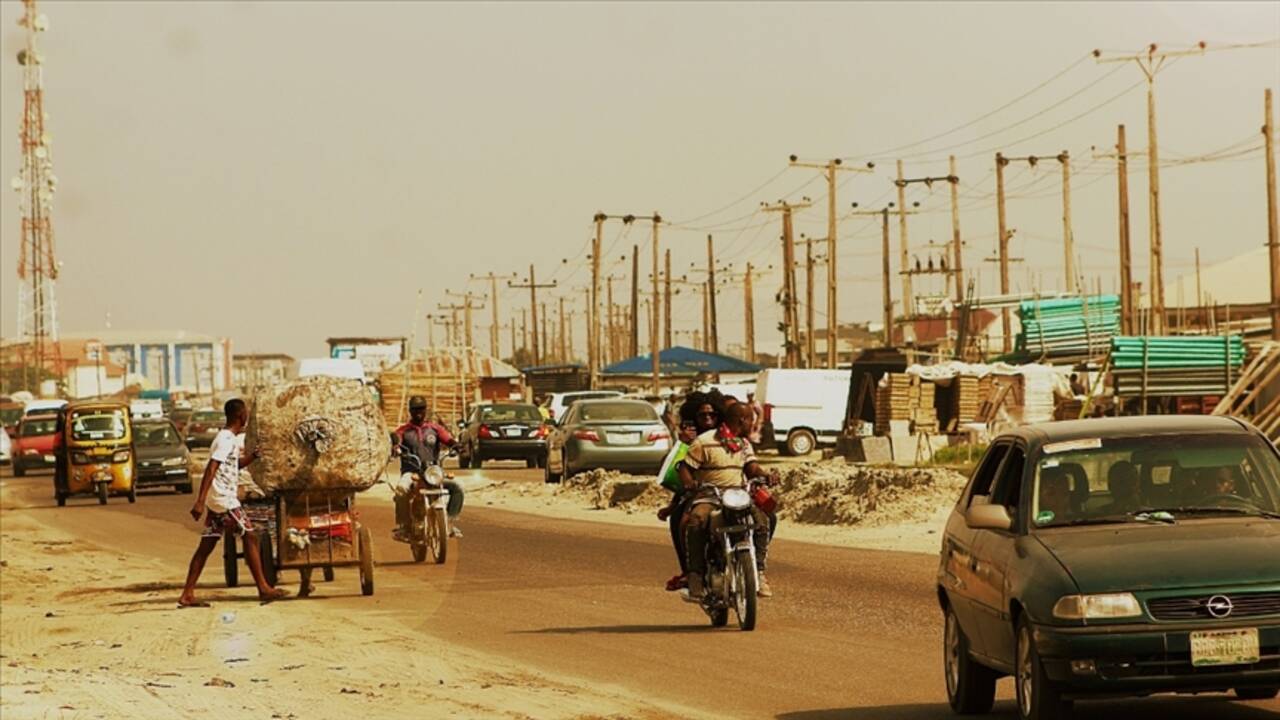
[70,410,128,441]
[1031,433,1280,527]
[577,402,658,423]
[479,405,541,423]
[192,411,222,424]
[1,407,22,426]
[137,424,181,447]
[19,418,56,437]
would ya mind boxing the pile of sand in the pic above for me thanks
[559,469,670,511]
[775,462,967,527]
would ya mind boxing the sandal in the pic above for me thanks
[664,574,688,592]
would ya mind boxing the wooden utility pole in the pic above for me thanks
[706,235,719,355]
[744,262,757,362]
[591,213,605,385]
[605,274,617,365]
[508,321,517,359]
[509,265,556,367]
[445,290,485,349]
[471,272,513,357]
[650,215,661,396]
[701,283,709,352]
[949,155,964,305]
[1118,126,1134,334]
[762,200,811,367]
[804,234,817,367]
[1095,43,1207,334]
[558,296,568,364]
[631,245,640,357]
[896,160,912,316]
[1060,151,1075,292]
[996,152,1012,353]
[664,249,673,349]
[894,162,960,316]
[790,157,873,366]
[1266,88,1280,340]
[882,209,893,346]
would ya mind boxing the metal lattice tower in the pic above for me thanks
[12,0,62,386]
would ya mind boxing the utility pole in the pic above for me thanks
[762,199,811,367]
[650,214,662,396]
[893,162,960,316]
[471,272,514,357]
[437,304,465,346]
[664,249,673,349]
[1096,126,1139,332]
[445,290,485,349]
[706,235,719,355]
[949,155,965,305]
[430,314,451,349]
[996,152,1013,352]
[521,308,529,357]
[790,156,874,366]
[1061,151,1075,292]
[851,202,916,347]
[558,296,568,363]
[591,213,605,385]
[1266,88,1280,341]
[541,301,550,362]
[631,245,640,357]
[509,265,556,367]
[803,234,817,367]
[744,263,758,362]
[1095,43,1206,334]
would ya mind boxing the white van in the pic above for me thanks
[756,369,850,456]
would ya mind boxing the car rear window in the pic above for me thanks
[479,405,541,423]
[71,410,127,441]
[577,402,658,423]
[19,418,56,437]
[192,411,223,423]
[565,393,620,406]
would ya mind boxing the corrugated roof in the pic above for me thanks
[382,348,521,379]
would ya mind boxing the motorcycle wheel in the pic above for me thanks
[733,549,758,631]
[97,482,109,505]
[411,540,427,563]
[429,508,448,564]
[709,607,729,627]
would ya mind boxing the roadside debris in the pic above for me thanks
[204,676,236,688]
[775,462,966,527]
[560,469,666,511]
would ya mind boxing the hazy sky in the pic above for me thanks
[1,1,1277,360]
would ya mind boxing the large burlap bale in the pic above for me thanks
[246,376,390,493]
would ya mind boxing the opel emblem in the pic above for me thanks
[1205,595,1233,618]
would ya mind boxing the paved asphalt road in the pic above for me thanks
[2,463,1276,719]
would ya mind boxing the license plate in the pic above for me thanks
[1190,628,1260,667]
[503,427,523,438]
[607,432,639,445]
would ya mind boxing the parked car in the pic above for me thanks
[184,409,224,449]
[170,407,194,435]
[23,398,68,418]
[756,368,850,456]
[0,426,11,465]
[1,401,23,435]
[133,419,193,493]
[540,390,623,423]
[544,399,671,483]
[937,416,1280,720]
[456,402,549,469]
[12,414,60,477]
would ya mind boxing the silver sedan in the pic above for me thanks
[544,399,672,483]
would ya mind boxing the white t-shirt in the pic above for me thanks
[207,429,244,513]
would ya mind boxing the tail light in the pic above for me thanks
[763,403,773,423]
[647,430,670,443]
[478,425,494,439]
[532,425,549,439]
[573,429,600,442]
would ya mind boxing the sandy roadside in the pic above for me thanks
[0,492,721,720]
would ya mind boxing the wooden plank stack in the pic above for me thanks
[950,376,983,425]
[875,373,938,435]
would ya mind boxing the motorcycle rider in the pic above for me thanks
[393,396,465,540]
[657,391,720,592]
[679,402,776,600]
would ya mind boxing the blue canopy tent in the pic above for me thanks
[602,346,761,377]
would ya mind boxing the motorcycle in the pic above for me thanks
[395,450,456,564]
[683,478,770,631]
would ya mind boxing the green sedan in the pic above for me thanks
[937,415,1279,720]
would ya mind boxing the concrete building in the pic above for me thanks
[60,330,232,395]
[232,353,296,393]
[326,337,406,377]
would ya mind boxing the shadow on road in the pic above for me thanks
[515,624,710,635]
[776,696,1279,719]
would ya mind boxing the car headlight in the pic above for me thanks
[112,450,131,463]
[721,487,752,511]
[162,456,185,467]
[72,452,89,464]
[1053,593,1143,620]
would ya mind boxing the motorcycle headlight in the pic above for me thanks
[721,487,752,511]
[162,456,185,467]
[112,450,131,463]
[426,466,446,486]
[72,452,89,464]
[1053,593,1143,620]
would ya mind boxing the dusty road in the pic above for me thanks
[3,462,1276,719]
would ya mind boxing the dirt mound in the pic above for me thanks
[775,462,967,527]
[560,469,669,512]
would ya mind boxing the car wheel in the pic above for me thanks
[785,429,816,457]
[944,604,997,714]
[458,452,471,470]
[1016,618,1071,720]
[1235,687,1279,700]
[525,457,536,469]
[13,462,25,477]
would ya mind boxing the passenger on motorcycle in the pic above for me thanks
[657,391,721,592]
[393,396,465,540]
[678,402,777,600]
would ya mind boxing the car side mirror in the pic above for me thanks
[966,502,1014,531]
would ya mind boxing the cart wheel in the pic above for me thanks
[223,528,239,587]
[258,530,278,587]
[298,567,313,597]
[322,566,335,582]
[97,482,109,505]
[358,525,374,596]
[127,485,137,504]
[429,508,448,565]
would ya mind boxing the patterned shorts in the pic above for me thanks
[202,507,253,539]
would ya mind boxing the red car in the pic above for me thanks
[13,414,60,477]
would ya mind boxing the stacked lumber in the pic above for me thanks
[1212,342,1280,442]
[875,373,937,435]
[950,376,983,424]
[379,348,515,428]
[1111,335,1246,398]
[1017,295,1120,361]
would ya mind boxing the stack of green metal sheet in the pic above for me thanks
[1016,295,1120,361]
[1110,335,1246,397]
